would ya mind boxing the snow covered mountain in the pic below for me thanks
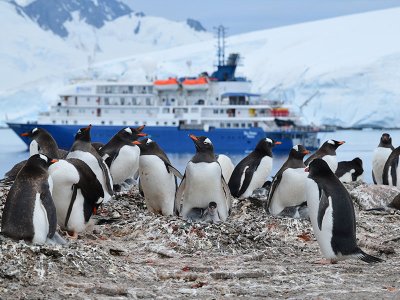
[0,0,211,89]
[1,6,399,128]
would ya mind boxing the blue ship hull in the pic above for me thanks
[7,122,319,154]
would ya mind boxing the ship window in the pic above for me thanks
[171,98,175,102]
[221,123,225,128]
[220,109,224,113]
[216,97,219,101]
[192,108,199,113]
[135,121,138,125]
[213,109,218,114]
[87,98,90,102]
[101,121,105,125]
[241,123,246,128]
[227,123,231,128]
[164,122,168,125]
[121,98,125,105]
[128,86,133,93]
[66,120,68,124]
[163,108,169,113]
[146,98,151,105]
[75,97,78,105]
[172,122,176,125]
[74,120,77,124]
[132,97,137,105]
[104,98,109,105]
[248,123,252,127]
[123,121,127,125]
[233,123,239,128]
[52,120,56,124]
[109,121,113,125]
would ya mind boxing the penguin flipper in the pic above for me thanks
[383,148,400,185]
[372,170,377,184]
[40,181,57,239]
[174,175,186,215]
[4,160,27,182]
[138,179,144,197]
[317,189,330,231]
[97,157,114,195]
[355,248,384,263]
[237,163,258,198]
[221,176,232,213]
[166,164,183,180]
[266,173,282,212]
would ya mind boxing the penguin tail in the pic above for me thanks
[355,248,384,263]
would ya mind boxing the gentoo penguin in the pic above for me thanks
[48,158,104,238]
[202,202,221,224]
[3,128,67,183]
[216,154,235,182]
[266,144,310,216]
[382,146,400,186]
[335,158,364,183]
[99,126,147,186]
[137,138,183,216]
[1,154,65,245]
[305,158,383,263]
[175,135,231,221]
[228,138,280,199]
[373,133,395,184]
[304,139,345,173]
[67,125,114,203]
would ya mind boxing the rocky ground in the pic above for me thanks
[0,182,399,300]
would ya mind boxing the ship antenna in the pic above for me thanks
[214,25,227,66]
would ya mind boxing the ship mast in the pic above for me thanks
[215,25,226,66]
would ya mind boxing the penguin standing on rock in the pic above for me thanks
[137,138,182,216]
[266,145,309,216]
[175,135,231,221]
[99,126,147,187]
[48,158,104,238]
[305,158,383,264]
[382,146,400,186]
[373,133,395,185]
[228,138,280,199]
[1,154,65,245]
[67,125,113,203]
[335,158,364,183]
[304,139,345,173]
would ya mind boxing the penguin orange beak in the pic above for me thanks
[338,141,345,145]
[137,133,147,137]
[137,125,145,132]
[305,167,309,172]
[189,134,198,141]
[20,132,29,137]
[93,207,97,215]
[50,159,58,164]
[84,124,92,131]
[275,141,282,145]
[132,141,141,145]
[303,150,310,154]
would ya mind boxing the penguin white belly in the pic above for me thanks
[217,155,234,182]
[110,145,140,184]
[269,168,307,215]
[67,151,112,202]
[182,162,228,221]
[338,170,354,183]
[240,156,272,199]
[32,193,50,244]
[49,160,86,230]
[139,155,175,215]
[322,155,338,173]
[372,148,392,184]
[306,179,336,259]
[29,140,39,156]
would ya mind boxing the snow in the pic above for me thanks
[0,4,399,128]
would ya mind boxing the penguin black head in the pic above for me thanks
[26,154,58,169]
[306,158,334,179]
[255,138,281,156]
[75,125,92,142]
[136,138,158,154]
[117,126,147,144]
[189,134,214,153]
[379,133,392,147]
[20,127,43,139]
[208,201,217,209]
[290,144,310,160]
[324,139,345,150]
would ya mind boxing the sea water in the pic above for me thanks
[2,128,400,184]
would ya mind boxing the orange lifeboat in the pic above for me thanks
[271,107,289,117]
[182,77,209,90]
[153,78,180,90]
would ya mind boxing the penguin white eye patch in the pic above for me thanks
[328,139,335,145]
[266,138,273,144]
[39,154,48,162]
[124,127,132,134]
[293,145,299,151]
[146,138,153,144]
[204,138,212,144]
[32,128,38,133]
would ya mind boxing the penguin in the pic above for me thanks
[335,158,364,183]
[382,146,400,186]
[3,128,67,183]
[216,154,235,182]
[175,135,231,221]
[99,126,147,186]
[228,138,281,199]
[1,154,65,245]
[137,138,183,216]
[304,139,345,173]
[201,202,221,224]
[266,144,310,216]
[305,158,383,264]
[66,125,113,203]
[48,158,104,238]
[373,133,395,185]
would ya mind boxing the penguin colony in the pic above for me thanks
[2,128,397,264]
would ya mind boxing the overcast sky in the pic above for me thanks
[126,0,400,35]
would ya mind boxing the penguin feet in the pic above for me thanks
[66,231,79,239]
[314,258,338,265]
